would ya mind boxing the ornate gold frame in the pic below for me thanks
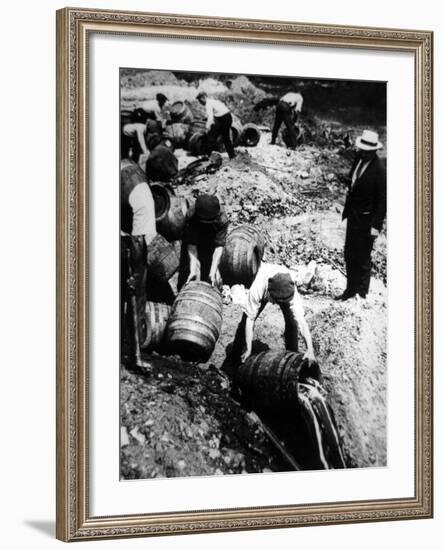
[56,7,433,542]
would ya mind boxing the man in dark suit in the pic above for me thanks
[337,130,386,300]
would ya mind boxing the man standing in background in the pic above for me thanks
[337,129,386,300]
[196,91,236,159]
[271,90,303,148]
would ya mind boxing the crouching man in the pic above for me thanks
[228,263,316,365]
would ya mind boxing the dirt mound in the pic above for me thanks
[120,357,287,479]
[305,296,387,467]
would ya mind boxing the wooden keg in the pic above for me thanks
[240,123,261,147]
[282,124,304,147]
[148,182,171,222]
[188,132,208,156]
[169,101,193,124]
[146,233,179,282]
[235,351,305,413]
[219,225,265,288]
[157,195,190,242]
[166,281,223,362]
[140,301,171,351]
[165,122,190,149]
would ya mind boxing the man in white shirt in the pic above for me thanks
[196,91,236,159]
[141,93,169,127]
[227,262,316,365]
[271,91,304,148]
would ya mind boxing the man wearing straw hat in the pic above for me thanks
[337,129,386,301]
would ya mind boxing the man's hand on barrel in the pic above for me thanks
[209,268,222,288]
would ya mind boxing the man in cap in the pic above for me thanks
[228,262,316,365]
[337,129,386,300]
[271,90,304,148]
[178,194,229,290]
[196,91,236,159]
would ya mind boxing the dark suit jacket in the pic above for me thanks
[342,155,386,231]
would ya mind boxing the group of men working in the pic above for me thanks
[121,87,387,370]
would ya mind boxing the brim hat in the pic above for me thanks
[355,129,383,151]
[195,194,221,223]
[268,273,295,303]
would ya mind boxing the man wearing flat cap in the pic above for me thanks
[178,194,229,290]
[228,263,316,365]
[338,129,387,300]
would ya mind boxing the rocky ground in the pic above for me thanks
[120,73,387,479]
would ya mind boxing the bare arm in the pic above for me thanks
[289,292,315,360]
[135,126,148,154]
[186,244,201,283]
[241,316,255,362]
[209,246,224,286]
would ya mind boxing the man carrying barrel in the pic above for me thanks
[196,91,236,160]
[178,194,229,290]
[228,263,316,365]
[271,91,303,149]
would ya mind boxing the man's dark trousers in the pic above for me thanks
[207,112,235,159]
[271,100,297,147]
[344,221,376,297]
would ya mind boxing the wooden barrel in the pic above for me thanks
[282,124,304,147]
[148,182,171,222]
[235,351,305,414]
[170,101,193,124]
[146,233,179,282]
[190,119,206,133]
[157,195,190,242]
[219,225,265,287]
[140,301,171,351]
[188,132,208,156]
[165,122,190,149]
[240,123,261,147]
[166,281,223,362]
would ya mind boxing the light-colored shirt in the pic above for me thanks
[281,92,303,112]
[205,98,230,128]
[141,99,162,120]
[122,122,146,138]
[128,183,156,245]
[122,123,148,154]
[241,263,305,324]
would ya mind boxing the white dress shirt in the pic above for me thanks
[237,263,305,325]
[128,183,157,245]
[205,98,230,128]
[281,92,304,112]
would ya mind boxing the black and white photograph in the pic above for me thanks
[119,68,387,479]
